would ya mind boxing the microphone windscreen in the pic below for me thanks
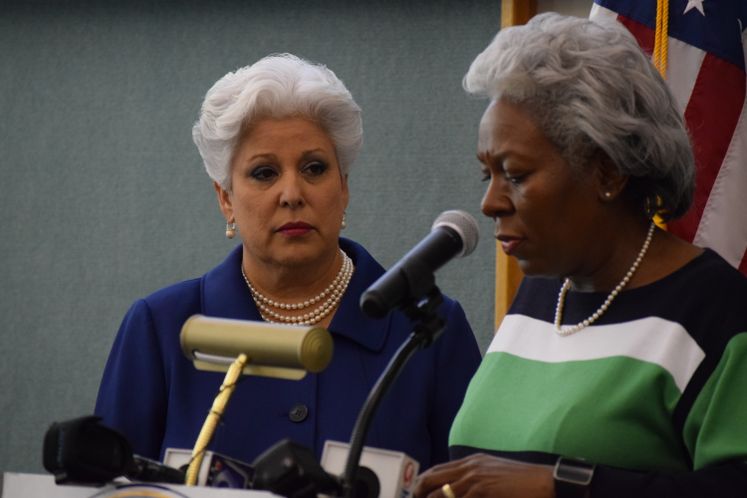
[351,465,380,498]
[252,439,340,496]
[432,210,479,257]
[43,416,132,485]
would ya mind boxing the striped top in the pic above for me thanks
[449,249,747,494]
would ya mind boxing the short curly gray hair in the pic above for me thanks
[192,53,363,190]
[464,12,694,220]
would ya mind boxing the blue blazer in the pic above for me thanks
[94,238,481,469]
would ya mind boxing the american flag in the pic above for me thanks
[591,0,747,274]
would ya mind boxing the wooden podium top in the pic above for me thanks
[2,472,278,498]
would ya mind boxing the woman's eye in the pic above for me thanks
[505,173,526,185]
[249,165,277,181]
[480,170,491,182]
[303,161,328,176]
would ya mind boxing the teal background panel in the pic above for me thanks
[0,0,500,474]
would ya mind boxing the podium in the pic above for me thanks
[2,472,278,497]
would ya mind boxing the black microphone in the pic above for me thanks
[252,439,379,498]
[252,439,340,497]
[360,210,479,318]
[43,416,185,486]
[128,455,187,485]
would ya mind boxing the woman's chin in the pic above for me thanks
[269,242,335,267]
[516,258,555,278]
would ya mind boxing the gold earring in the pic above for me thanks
[225,221,236,239]
[341,213,347,230]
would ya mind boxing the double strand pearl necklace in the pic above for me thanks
[241,249,354,326]
[554,222,656,336]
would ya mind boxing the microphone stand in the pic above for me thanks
[341,286,445,498]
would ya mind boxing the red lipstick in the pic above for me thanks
[277,222,313,237]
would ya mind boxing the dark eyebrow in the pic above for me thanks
[300,149,328,160]
[247,153,278,162]
[476,151,505,167]
[245,148,331,164]
[480,147,536,167]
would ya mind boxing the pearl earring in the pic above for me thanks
[341,213,347,230]
[225,221,237,239]
[604,191,613,199]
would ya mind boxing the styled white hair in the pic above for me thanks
[192,53,363,189]
[464,12,694,220]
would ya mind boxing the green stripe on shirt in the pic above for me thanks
[449,350,688,471]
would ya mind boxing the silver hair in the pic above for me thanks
[464,12,695,220]
[192,53,363,190]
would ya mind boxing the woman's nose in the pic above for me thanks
[278,172,305,208]
[481,178,513,219]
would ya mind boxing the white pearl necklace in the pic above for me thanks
[554,222,655,336]
[241,249,354,326]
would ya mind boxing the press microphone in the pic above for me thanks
[43,416,185,486]
[321,441,418,498]
[163,448,254,488]
[360,210,479,318]
[128,455,186,484]
[252,439,379,498]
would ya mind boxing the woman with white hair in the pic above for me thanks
[415,12,747,498]
[95,54,481,470]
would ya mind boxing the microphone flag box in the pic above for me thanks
[320,440,419,498]
[163,448,253,489]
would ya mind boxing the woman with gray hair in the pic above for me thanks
[415,12,747,498]
[95,54,481,470]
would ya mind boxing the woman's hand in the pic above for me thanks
[414,453,556,498]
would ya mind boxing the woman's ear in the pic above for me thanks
[213,181,234,221]
[593,151,628,202]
